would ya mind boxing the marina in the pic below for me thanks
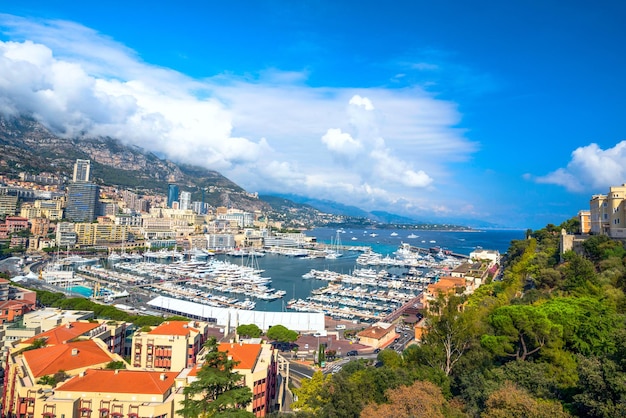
[36,228,524,322]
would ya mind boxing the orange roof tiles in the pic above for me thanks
[0,300,30,309]
[22,321,101,346]
[56,369,178,394]
[218,343,262,370]
[23,340,114,378]
[428,277,466,294]
[357,325,394,340]
[148,320,197,336]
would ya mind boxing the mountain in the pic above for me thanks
[368,211,419,224]
[271,194,372,218]
[0,115,269,211]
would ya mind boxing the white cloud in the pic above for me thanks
[0,14,477,218]
[535,142,626,192]
[321,128,363,156]
[348,94,375,110]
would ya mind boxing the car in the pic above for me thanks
[335,324,346,330]
[313,332,322,337]
[373,348,381,354]
[346,350,358,356]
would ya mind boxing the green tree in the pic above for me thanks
[378,348,404,369]
[177,337,253,418]
[559,251,599,294]
[236,324,262,338]
[291,371,329,414]
[266,325,298,342]
[104,361,127,370]
[538,297,619,355]
[572,355,626,418]
[583,235,626,262]
[421,295,474,376]
[481,305,562,361]
[22,337,47,352]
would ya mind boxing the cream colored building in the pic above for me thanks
[578,210,591,234]
[19,199,64,221]
[180,342,281,417]
[357,322,398,349]
[11,369,178,418]
[74,223,129,246]
[22,308,94,332]
[131,320,210,371]
[3,339,125,418]
[589,184,626,237]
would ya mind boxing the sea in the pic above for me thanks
[218,227,525,312]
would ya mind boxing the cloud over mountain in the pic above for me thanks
[0,14,475,217]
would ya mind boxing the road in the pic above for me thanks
[289,361,315,380]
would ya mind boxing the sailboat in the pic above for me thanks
[325,230,343,259]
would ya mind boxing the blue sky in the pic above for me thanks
[0,1,625,229]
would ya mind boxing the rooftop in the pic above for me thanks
[218,342,262,370]
[22,321,101,345]
[56,369,178,394]
[23,340,114,378]
[148,320,198,336]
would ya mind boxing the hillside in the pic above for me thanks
[0,115,270,212]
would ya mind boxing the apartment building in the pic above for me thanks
[19,199,64,221]
[180,342,280,417]
[2,339,124,418]
[131,320,209,371]
[56,222,78,248]
[74,223,129,247]
[29,217,50,236]
[0,279,36,324]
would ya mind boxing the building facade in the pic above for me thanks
[589,184,626,237]
[65,182,99,222]
[131,320,209,370]
[167,184,179,209]
[72,159,91,182]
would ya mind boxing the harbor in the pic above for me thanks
[33,228,524,322]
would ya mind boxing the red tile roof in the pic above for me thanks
[22,321,101,346]
[0,300,30,309]
[56,369,178,394]
[357,325,394,340]
[218,343,261,370]
[148,321,197,336]
[23,340,114,378]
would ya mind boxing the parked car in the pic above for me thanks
[373,348,381,354]
[346,350,358,356]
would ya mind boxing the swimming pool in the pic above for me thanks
[68,285,93,297]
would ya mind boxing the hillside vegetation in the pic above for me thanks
[282,220,626,418]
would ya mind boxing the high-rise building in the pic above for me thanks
[65,182,99,222]
[167,184,179,208]
[73,159,91,182]
[179,191,191,210]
